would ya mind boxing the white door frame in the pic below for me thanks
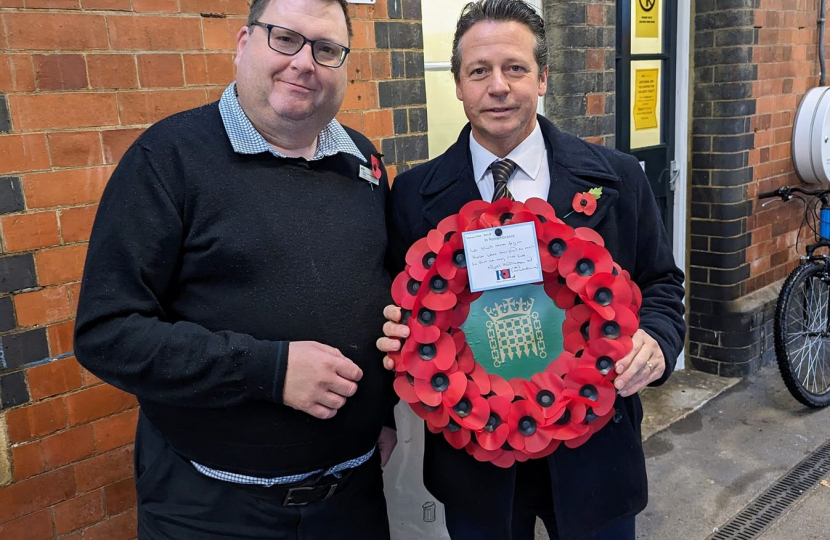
[672,0,691,370]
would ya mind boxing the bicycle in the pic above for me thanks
[759,186,830,408]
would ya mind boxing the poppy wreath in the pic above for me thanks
[390,197,642,468]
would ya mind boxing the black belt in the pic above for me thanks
[231,466,357,506]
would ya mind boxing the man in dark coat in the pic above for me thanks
[377,1,685,539]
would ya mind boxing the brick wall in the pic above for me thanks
[747,0,819,292]
[0,0,425,538]
[545,0,616,146]
[688,0,825,377]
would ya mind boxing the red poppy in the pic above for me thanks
[562,304,594,353]
[524,372,568,421]
[547,402,590,441]
[572,192,598,216]
[579,338,629,377]
[404,237,438,281]
[434,234,466,281]
[458,199,491,229]
[507,399,551,453]
[420,270,459,311]
[391,269,421,310]
[393,373,420,403]
[467,362,492,394]
[411,401,451,428]
[538,222,575,273]
[588,305,639,343]
[401,332,457,379]
[488,374,515,399]
[563,367,616,416]
[574,227,605,246]
[408,299,454,343]
[443,418,471,449]
[543,272,579,309]
[558,240,614,294]
[467,440,519,468]
[414,369,467,408]
[545,351,580,378]
[450,301,471,329]
[524,197,559,223]
[582,272,634,320]
[448,379,490,431]
[480,198,524,228]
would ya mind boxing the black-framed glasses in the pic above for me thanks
[251,22,350,68]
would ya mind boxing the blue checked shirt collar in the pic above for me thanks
[219,82,366,163]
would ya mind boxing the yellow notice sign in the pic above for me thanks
[636,0,659,38]
[633,68,659,131]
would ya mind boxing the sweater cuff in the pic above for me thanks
[245,340,290,403]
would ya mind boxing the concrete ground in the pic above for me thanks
[535,364,830,540]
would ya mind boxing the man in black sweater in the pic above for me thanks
[74,0,396,538]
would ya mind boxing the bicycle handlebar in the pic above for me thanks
[758,186,830,201]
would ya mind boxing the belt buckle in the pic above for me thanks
[283,484,338,506]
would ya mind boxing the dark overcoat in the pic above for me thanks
[386,115,686,540]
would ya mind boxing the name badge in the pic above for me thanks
[359,165,379,185]
[462,221,543,292]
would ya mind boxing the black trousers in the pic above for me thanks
[134,413,390,540]
[444,458,635,540]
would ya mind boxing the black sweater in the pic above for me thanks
[74,103,395,475]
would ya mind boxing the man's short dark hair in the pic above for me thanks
[247,0,353,40]
[451,0,548,80]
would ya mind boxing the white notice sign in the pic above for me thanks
[462,222,543,292]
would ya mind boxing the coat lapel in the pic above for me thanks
[421,125,481,228]
[540,117,620,230]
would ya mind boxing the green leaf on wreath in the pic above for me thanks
[588,187,603,199]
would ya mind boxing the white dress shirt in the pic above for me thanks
[469,121,550,203]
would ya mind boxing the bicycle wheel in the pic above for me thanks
[774,262,830,407]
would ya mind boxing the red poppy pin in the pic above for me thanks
[371,154,383,180]
[569,187,603,217]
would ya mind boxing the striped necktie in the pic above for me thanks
[490,159,517,202]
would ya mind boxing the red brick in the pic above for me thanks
[33,55,88,91]
[335,111,364,132]
[27,357,83,401]
[203,17,246,50]
[341,81,378,111]
[8,93,118,131]
[102,129,143,163]
[23,166,113,209]
[82,509,137,540]
[0,54,36,92]
[47,322,75,356]
[13,286,71,327]
[183,53,234,85]
[48,132,103,168]
[33,245,88,286]
[586,3,604,25]
[0,134,50,175]
[103,478,136,515]
[93,409,138,452]
[586,49,605,71]
[42,425,95,469]
[586,93,604,116]
[363,109,393,138]
[133,0,179,12]
[5,398,67,444]
[3,13,108,51]
[87,55,138,90]
[59,205,98,244]
[137,54,184,88]
[369,51,391,80]
[180,0,248,15]
[108,15,203,50]
[0,0,24,6]
[28,0,79,8]
[65,384,138,427]
[117,89,209,125]
[0,468,76,524]
[81,368,103,387]
[0,509,55,540]
[54,490,105,535]
[11,441,45,481]
[73,446,134,492]
[2,211,60,253]
[350,21,374,49]
[81,0,131,9]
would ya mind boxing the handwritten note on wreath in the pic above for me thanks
[462,222,543,292]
